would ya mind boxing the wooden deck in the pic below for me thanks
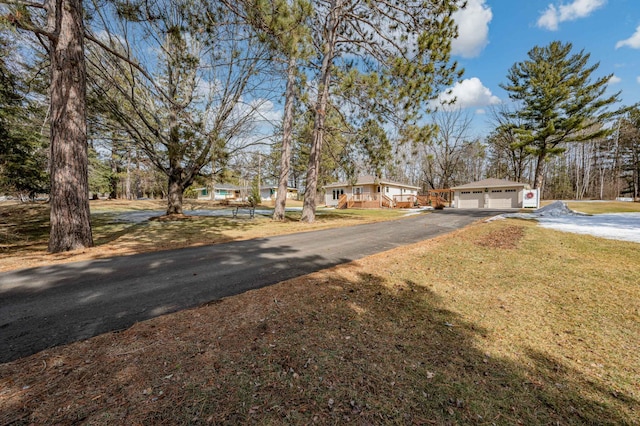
[334,189,453,210]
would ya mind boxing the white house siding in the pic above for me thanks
[325,187,347,207]
[383,185,416,199]
[324,184,417,207]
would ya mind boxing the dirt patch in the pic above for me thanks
[474,225,525,249]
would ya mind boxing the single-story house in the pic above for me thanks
[323,175,419,208]
[450,178,530,209]
[259,185,298,201]
[196,184,298,202]
[195,184,244,201]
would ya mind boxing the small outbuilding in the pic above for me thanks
[451,178,530,209]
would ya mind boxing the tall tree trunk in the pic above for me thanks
[533,153,545,190]
[109,137,118,199]
[166,119,185,214]
[47,0,93,252]
[125,152,132,199]
[167,171,184,215]
[301,0,341,223]
[273,57,297,221]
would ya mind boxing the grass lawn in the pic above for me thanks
[565,200,640,214]
[539,199,640,214]
[0,199,407,272]
[1,210,638,424]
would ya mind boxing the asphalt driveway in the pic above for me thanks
[0,208,506,363]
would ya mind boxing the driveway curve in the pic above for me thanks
[0,208,506,362]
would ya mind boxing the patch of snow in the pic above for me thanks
[498,201,640,244]
[537,213,640,243]
[402,206,434,216]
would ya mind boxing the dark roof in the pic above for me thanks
[323,175,419,190]
[450,178,529,190]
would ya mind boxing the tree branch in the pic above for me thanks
[1,0,45,8]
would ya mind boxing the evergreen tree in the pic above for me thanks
[0,35,49,200]
[617,108,640,199]
[223,0,313,220]
[500,41,622,191]
[300,0,462,222]
[3,0,94,252]
[86,0,273,216]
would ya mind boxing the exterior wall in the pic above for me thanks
[325,184,418,207]
[325,187,347,207]
[454,187,523,208]
[260,188,275,201]
[196,189,212,200]
[214,188,242,201]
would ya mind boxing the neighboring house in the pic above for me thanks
[323,175,419,208]
[195,184,244,201]
[450,178,529,209]
[195,184,298,202]
[259,185,299,201]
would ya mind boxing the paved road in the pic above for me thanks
[0,209,506,363]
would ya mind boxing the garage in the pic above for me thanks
[451,179,528,209]
[487,188,519,208]
[457,190,484,208]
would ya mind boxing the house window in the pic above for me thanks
[385,187,389,193]
[377,186,381,193]
[472,190,483,194]
[505,189,516,193]
[332,189,344,200]
[491,189,503,193]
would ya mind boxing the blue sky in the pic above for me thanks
[441,0,640,136]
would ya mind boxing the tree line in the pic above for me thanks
[0,1,636,253]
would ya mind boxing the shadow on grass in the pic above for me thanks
[90,213,257,249]
[172,272,638,425]
[2,269,636,424]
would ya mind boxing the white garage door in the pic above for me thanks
[488,189,519,208]
[458,190,484,208]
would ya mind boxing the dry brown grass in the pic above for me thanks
[1,219,638,425]
[0,200,405,272]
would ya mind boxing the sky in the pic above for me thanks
[445,0,640,136]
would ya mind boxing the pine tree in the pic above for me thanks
[299,0,462,222]
[500,41,622,191]
[0,35,49,200]
[3,0,94,251]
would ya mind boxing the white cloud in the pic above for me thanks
[251,99,283,124]
[451,0,492,58]
[608,75,621,84]
[636,76,640,84]
[537,0,606,31]
[616,25,640,49]
[436,77,501,110]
